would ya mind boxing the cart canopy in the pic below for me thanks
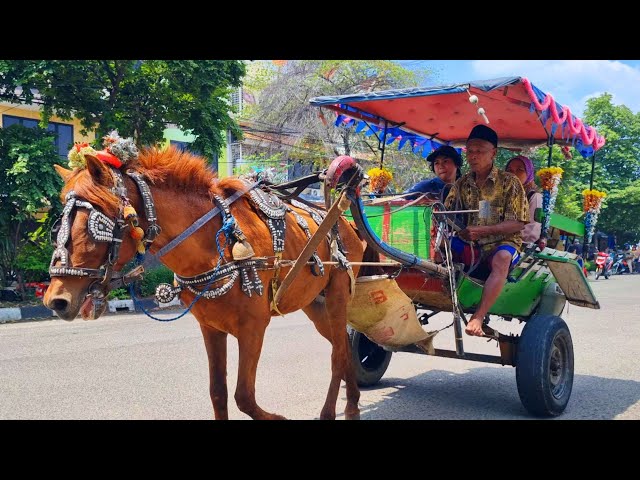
[310,76,605,158]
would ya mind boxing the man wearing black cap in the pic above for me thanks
[445,124,529,337]
[405,145,462,201]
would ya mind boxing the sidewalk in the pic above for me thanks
[0,298,159,323]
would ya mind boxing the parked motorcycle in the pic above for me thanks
[595,252,613,279]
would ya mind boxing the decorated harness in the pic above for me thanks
[50,131,351,313]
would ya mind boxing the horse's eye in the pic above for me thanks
[50,217,62,247]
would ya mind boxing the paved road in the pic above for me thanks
[1,274,638,420]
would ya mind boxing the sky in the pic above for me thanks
[397,60,640,117]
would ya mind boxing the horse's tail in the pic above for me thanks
[360,244,384,277]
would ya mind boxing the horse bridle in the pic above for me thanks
[49,168,161,308]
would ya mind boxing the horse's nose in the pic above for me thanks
[51,298,69,312]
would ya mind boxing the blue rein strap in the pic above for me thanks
[129,218,233,322]
[129,181,260,322]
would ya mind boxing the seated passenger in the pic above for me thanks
[445,125,528,337]
[505,155,546,250]
[405,145,462,202]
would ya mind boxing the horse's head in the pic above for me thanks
[44,153,140,320]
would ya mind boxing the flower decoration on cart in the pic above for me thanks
[582,189,607,243]
[537,166,564,236]
[367,167,393,194]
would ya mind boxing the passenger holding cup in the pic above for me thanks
[444,125,529,337]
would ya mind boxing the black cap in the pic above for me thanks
[426,145,463,168]
[467,124,498,147]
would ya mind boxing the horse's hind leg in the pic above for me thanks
[199,323,230,420]
[320,273,361,420]
[234,316,286,420]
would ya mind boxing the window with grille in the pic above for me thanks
[229,87,243,114]
[230,142,242,168]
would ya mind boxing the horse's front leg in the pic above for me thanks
[199,323,229,420]
[235,317,286,420]
[323,271,361,420]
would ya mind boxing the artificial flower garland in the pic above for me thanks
[367,167,393,194]
[537,166,564,236]
[582,189,607,243]
[67,142,98,169]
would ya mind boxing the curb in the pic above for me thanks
[0,298,159,323]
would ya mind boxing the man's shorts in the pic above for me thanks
[451,237,520,270]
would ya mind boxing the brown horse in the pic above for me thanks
[43,146,364,420]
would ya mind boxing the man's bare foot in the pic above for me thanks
[465,317,484,336]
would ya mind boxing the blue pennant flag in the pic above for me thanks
[540,108,550,125]
[364,125,378,137]
[575,138,594,158]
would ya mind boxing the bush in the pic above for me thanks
[16,241,54,283]
[107,288,130,300]
[139,265,174,297]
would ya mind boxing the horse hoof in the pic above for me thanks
[345,412,361,420]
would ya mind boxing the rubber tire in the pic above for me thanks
[516,315,574,417]
[347,326,392,387]
[595,267,601,280]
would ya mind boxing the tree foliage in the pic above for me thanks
[241,60,434,184]
[0,60,246,161]
[0,125,63,286]
[579,94,640,243]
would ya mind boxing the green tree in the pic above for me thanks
[0,60,246,161]
[0,125,63,287]
[580,94,640,242]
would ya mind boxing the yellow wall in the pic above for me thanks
[0,104,95,143]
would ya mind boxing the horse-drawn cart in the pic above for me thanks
[309,76,604,417]
[44,76,606,421]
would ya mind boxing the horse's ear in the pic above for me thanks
[54,164,73,182]
[84,153,110,185]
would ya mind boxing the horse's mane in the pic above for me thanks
[61,145,246,218]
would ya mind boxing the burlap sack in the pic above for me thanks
[347,275,434,348]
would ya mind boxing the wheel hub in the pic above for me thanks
[549,337,568,398]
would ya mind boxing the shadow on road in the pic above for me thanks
[350,368,640,420]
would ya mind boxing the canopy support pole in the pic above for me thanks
[378,120,388,168]
[547,135,554,167]
[589,151,597,191]
[584,151,598,254]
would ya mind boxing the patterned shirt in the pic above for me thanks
[444,166,529,252]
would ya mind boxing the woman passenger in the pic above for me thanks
[505,155,546,250]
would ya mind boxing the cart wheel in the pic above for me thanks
[516,315,574,417]
[347,326,392,387]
